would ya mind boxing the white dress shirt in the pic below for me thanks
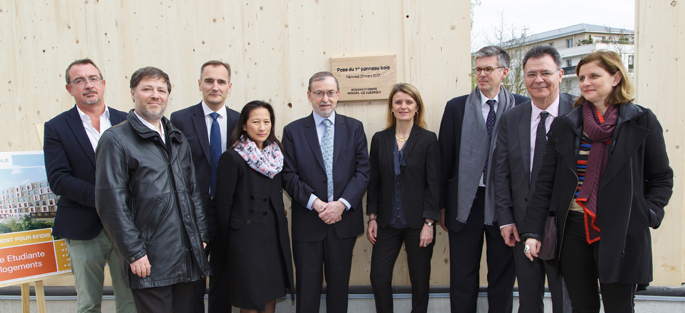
[134,111,165,143]
[201,101,228,153]
[306,111,351,210]
[76,105,112,152]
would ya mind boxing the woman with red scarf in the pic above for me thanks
[520,50,673,312]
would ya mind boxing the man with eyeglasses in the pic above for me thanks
[44,58,136,313]
[282,71,370,313]
[438,46,528,313]
[492,45,573,313]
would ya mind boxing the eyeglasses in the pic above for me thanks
[525,69,560,80]
[473,66,504,75]
[69,76,103,87]
[312,90,338,98]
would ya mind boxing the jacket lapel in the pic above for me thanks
[66,106,96,167]
[400,125,420,163]
[304,114,326,170]
[518,103,532,180]
[601,105,648,187]
[191,104,212,164]
[384,128,395,173]
[332,114,346,167]
[559,93,575,116]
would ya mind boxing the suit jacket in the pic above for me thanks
[366,126,441,229]
[438,92,529,230]
[43,105,127,240]
[170,102,240,240]
[282,112,370,242]
[493,93,574,227]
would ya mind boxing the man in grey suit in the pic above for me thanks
[492,45,573,313]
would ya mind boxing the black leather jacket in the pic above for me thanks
[95,110,211,289]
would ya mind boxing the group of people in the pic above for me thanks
[43,43,672,313]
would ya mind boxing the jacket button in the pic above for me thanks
[250,195,255,200]
[279,190,282,194]
[246,220,251,226]
[263,210,267,215]
[201,275,205,279]
[131,257,135,261]
[249,208,254,213]
[263,197,268,202]
[524,198,528,202]
[261,221,266,226]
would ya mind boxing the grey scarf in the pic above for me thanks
[456,85,516,225]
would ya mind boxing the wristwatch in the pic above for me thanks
[425,221,434,227]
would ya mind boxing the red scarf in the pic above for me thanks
[576,101,619,244]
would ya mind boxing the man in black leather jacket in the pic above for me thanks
[95,66,211,313]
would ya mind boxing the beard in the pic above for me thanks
[134,102,166,123]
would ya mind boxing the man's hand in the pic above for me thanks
[500,224,520,247]
[312,198,328,213]
[203,242,207,249]
[440,209,448,232]
[318,200,345,224]
[130,255,151,278]
[524,238,542,262]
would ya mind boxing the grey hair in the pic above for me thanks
[522,45,562,69]
[474,46,511,68]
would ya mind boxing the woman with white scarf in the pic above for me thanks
[215,101,294,313]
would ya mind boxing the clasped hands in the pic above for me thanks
[313,198,344,225]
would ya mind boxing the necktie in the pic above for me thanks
[482,100,496,184]
[321,119,334,199]
[209,112,221,198]
[529,112,550,197]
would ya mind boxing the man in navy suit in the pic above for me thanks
[44,58,135,313]
[438,46,528,313]
[170,60,239,313]
[493,45,573,313]
[282,71,370,313]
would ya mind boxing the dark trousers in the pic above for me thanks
[448,187,515,313]
[560,212,636,313]
[370,226,434,313]
[292,225,356,313]
[513,240,571,313]
[131,282,194,313]
[189,244,229,313]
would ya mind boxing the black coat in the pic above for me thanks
[215,149,294,310]
[95,110,211,289]
[522,102,673,284]
[366,126,441,228]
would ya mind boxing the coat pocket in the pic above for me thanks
[229,217,244,230]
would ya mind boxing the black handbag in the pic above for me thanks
[537,211,557,261]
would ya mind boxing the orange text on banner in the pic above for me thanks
[0,228,53,249]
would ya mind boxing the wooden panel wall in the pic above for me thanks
[2,0,680,288]
[635,0,685,285]
[0,0,471,287]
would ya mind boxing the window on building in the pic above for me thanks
[567,39,573,48]
[549,42,554,47]
[567,60,572,67]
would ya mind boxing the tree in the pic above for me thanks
[479,11,530,96]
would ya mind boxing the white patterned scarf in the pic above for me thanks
[233,136,284,179]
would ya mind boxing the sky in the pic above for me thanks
[471,0,636,50]
[0,152,47,191]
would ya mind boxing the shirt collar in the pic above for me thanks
[76,104,110,122]
[531,94,561,120]
[201,100,227,118]
[313,110,336,126]
[134,111,165,136]
[479,90,500,107]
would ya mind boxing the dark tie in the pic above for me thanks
[482,99,496,184]
[209,112,221,198]
[529,112,550,197]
